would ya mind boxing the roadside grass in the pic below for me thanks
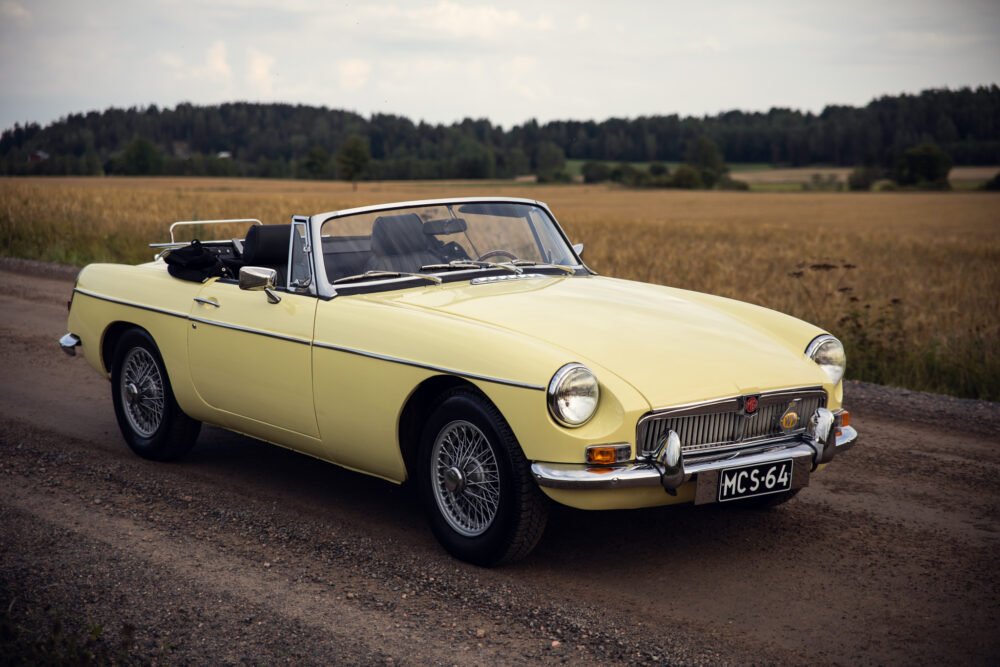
[0,600,137,664]
[1,177,998,401]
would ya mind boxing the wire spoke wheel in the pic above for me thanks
[431,420,501,537]
[120,347,165,438]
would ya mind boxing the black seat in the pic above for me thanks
[366,214,440,273]
[242,224,291,285]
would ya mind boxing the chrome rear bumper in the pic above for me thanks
[532,419,858,493]
[59,332,81,356]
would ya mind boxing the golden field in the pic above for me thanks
[2,177,999,400]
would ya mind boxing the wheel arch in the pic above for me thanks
[101,321,148,374]
[398,375,493,480]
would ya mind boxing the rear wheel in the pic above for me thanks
[418,389,548,566]
[111,329,200,461]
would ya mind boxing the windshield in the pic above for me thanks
[319,201,577,283]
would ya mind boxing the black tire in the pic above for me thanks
[736,488,800,509]
[417,388,548,566]
[110,328,200,461]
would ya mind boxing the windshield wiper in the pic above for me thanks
[507,260,576,274]
[420,260,522,274]
[333,270,443,285]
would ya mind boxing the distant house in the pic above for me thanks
[28,150,50,162]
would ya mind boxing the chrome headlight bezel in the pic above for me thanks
[806,334,846,385]
[547,363,600,428]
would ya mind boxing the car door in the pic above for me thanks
[187,219,320,443]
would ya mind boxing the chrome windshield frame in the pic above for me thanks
[308,197,589,298]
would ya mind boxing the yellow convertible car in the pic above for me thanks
[60,197,857,565]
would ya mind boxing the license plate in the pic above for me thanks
[718,459,793,502]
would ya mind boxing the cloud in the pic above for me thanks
[200,41,231,79]
[499,56,545,101]
[157,41,232,83]
[574,13,591,31]
[0,0,30,24]
[886,30,984,52]
[337,59,371,91]
[366,1,551,41]
[246,48,275,96]
[683,37,724,54]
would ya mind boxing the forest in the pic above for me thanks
[1,86,997,180]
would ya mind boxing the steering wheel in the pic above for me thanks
[477,249,518,262]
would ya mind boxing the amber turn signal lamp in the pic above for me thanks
[585,444,631,465]
[838,410,851,427]
[587,447,616,465]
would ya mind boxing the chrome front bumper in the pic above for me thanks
[532,417,858,495]
[59,332,81,356]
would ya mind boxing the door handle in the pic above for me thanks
[193,297,220,308]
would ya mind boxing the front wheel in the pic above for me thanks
[111,329,200,461]
[418,389,548,566]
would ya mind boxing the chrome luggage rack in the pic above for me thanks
[148,218,262,250]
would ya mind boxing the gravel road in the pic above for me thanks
[1,260,998,665]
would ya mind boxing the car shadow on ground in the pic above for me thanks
[176,425,832,573]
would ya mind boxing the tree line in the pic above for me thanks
[1,86,997,180]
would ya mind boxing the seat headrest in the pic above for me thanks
[371,214,428,257]
[243,224,291,265]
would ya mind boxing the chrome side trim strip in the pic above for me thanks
[313,341,545,391]
[73,288,541,389]
[76,288,311,346]
[188,316,312,346]
[73,288,188,319]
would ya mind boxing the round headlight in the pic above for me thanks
[807,335,846,385]
[547,363,599,427]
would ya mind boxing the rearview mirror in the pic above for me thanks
[423,218,468,235]
[239,266,282,304]
[572,243,584,257]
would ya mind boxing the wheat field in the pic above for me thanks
[2,177,998,399]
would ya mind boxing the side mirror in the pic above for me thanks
[239,266,282,304]
[572,243,584,257]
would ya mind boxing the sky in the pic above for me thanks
[1,0,998,131]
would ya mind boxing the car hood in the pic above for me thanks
[377,274,828,408]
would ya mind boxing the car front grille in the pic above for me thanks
[637,388,826,459]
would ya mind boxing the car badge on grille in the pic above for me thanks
[780,402,800,431]
[743,395,760,415]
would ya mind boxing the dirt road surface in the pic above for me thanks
[2,260,998,665]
